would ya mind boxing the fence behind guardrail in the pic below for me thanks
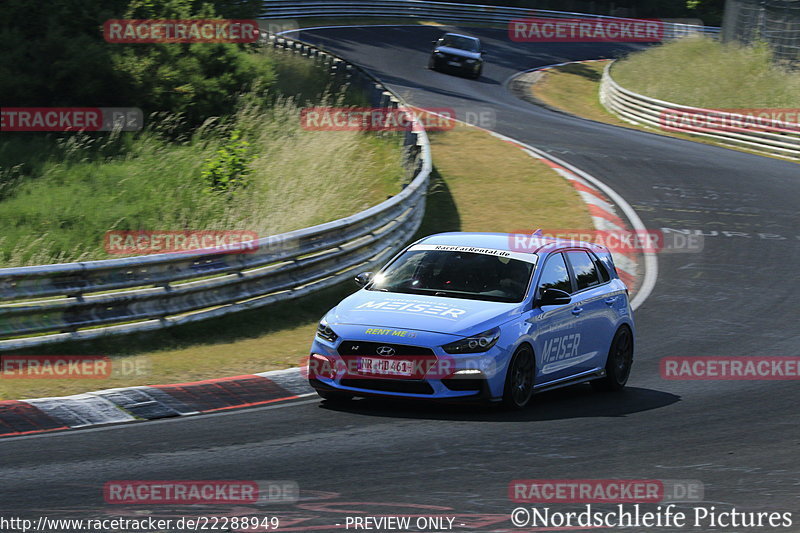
[722,0,800,64]
[261,0,720,38]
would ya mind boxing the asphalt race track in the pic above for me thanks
[1,25,798,532]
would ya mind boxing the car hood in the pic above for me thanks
[435,46,481,60]
[328,290,522,336]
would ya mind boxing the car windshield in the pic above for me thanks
[440,35,480,52]
[369,249,534,303]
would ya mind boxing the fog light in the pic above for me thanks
[309,353,336,379]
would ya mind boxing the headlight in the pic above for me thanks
[442,327,500,354]
[317,318,339,343]
[434,50,443,55]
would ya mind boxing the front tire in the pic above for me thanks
[592,326,634,392]
[502,345,535,409]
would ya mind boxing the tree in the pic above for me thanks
[0,0,274,126]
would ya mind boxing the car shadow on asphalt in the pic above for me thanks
[316,385,679,422]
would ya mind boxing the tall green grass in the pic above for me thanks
[613,37,800,108]
[0,49,404,267]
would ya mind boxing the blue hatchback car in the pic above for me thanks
[308,232,634,409]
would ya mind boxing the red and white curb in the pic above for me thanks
[485,129,657,309]
[484,131,641,294]
[0,369,315,438]
[516,143,639,292]
[502,59,658,304]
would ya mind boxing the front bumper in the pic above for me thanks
[308,325,509,402]
[309,376,491,403]
[431,55,482,75]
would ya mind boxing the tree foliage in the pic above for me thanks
[0,0,274,127]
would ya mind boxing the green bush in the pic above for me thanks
[201,130,252,193]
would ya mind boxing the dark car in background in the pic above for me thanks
[428,33,484,79]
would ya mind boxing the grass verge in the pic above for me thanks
[531,57,799,162]
[613,37,800,108]
[0,48,401,267]
[0,122,592,400]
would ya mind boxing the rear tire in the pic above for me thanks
[317,390,353,402]
[592,326,634,392]
[501,345,535,409]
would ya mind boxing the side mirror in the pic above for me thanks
[539,288,571,306]
[354,271,374,288]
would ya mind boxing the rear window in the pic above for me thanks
[594,254,611,283]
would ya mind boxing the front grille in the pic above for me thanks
[338,341,434,357]
[340,378,434,395]
[442,53,462,62]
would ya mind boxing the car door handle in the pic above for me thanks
[571,307,583,315]
[604,297,618,305]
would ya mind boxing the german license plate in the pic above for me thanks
[447,60,461,66]
[358,357,414,377]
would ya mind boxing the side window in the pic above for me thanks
[537,253,572,294]
[566,251,601,291]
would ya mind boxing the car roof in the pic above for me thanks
[417,232,608,256]
[442,33,479,41]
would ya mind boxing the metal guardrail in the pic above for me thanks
[600,61,800,159]
[0,34,432,351]
[261,0,720,38]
